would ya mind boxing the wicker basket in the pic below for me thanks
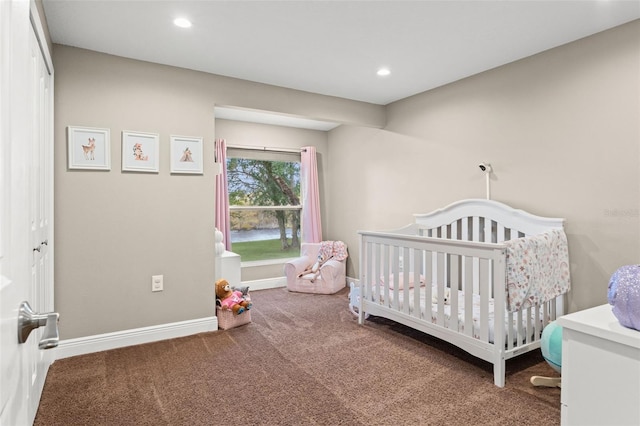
[216,306,252,330]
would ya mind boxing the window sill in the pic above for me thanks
[241,257,298,268]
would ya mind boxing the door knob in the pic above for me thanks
[18,301,59,349]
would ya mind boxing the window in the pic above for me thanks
[226,148,301,262]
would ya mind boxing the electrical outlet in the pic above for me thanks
[151,275,163,292]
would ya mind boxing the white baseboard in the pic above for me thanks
[54,316,217,360]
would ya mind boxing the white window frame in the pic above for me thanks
[226,147,302,263]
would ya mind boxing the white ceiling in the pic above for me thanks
[43,1,639,108]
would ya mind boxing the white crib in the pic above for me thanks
[357,199,569,387]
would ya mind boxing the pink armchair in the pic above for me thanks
[284,242,347,294]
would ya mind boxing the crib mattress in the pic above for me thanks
[373,285,542,345]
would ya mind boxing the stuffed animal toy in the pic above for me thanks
[231,285,251,303]
[215,279,251,315]
[297,252,327,282]
[432,288,451,305]
[348,282,369,319]
[231,285,250,297]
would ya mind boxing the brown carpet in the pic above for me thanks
[35,287,561,425]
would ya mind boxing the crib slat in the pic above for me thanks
[542,300,554,330]
[550,298,556,325]
[529,307,535,343]
[374,243,382,304]
[401,246,410,315]
[436,252,445,326]
[385,245,396,310]
[366,241,374,301]
[449,222,459,325]
[522,307,528,344]
[450,254,460,332]
[413,248,422,319]
[484,219,492,243]
[507,311,514,350]
[392,245,400,286]
[534,305,542,342]
[464,256,473,337]
[425,250,433,320]
[471,217,481,295]
[497,224,506,243]
[359,239,367,324]
[462,218,469,242]
[479,258,489,342]
[526,307,533,344]
[389,245,398,310]
[472,216,480,242]
[517,309,524,345]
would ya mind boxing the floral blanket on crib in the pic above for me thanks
[505,229,571,312]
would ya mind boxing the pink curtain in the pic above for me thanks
[215,138,232,251]
[301,146,322,243]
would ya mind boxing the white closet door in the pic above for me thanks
[0,1,55,424]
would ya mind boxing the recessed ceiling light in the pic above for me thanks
[174,18,192,28]
[377,68,391,77]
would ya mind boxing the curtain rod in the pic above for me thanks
[226,144,306,154]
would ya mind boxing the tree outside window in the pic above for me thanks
[226,154,301,262]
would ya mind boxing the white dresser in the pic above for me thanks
[557,304,640,426]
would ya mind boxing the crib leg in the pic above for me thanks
[494,357,506,387]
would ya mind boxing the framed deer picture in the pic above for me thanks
[67,126,111,170]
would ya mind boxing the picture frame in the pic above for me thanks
[170,135,203,174]
[122,131,160,173]
[67,126,111,170]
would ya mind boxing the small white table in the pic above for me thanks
[219,250,241,286]
[557,304,640,426]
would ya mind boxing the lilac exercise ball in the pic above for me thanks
[608,265,640,332]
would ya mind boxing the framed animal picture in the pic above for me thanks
[67,126,111,170]
[122,131,160,173]
[170,135,203,174]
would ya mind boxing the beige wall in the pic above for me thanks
[214,118,329,281]
[53,45,382,339]
[328,20,640,313]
